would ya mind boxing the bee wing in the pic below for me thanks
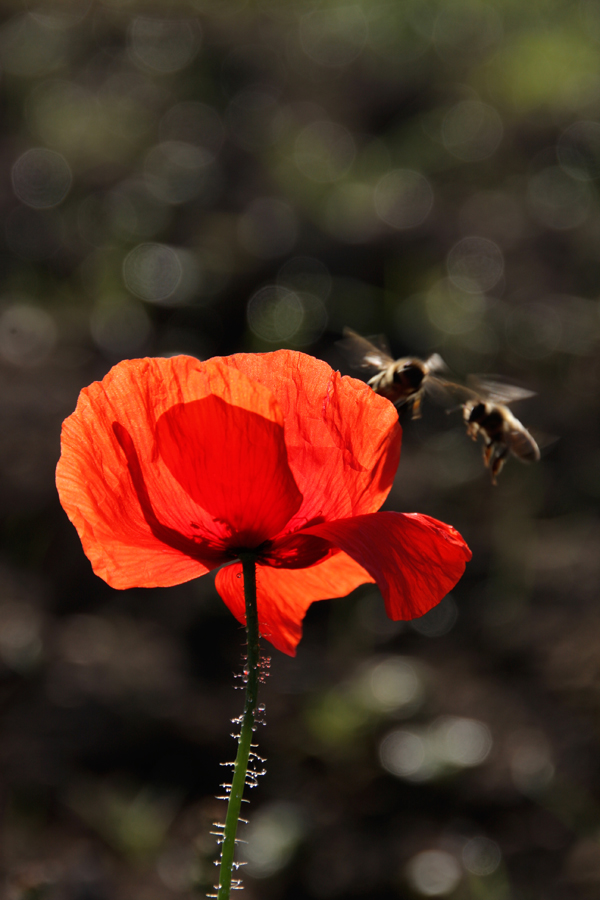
[336,328,395,372]
[423,353,448,375]
[507,425,541,462]
[467,375,536,404]
[424,375,480,407]
[366,332,393,357]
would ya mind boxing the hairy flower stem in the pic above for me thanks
[217,553,260,900]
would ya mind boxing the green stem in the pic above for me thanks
[217,553,260,900]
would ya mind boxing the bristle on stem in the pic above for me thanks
[214,553,265,900]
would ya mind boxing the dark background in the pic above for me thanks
[1,1,600,898]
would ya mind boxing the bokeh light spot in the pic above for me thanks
[123,243,183,304]
[410,594,458,637]
[129,17,199,74]
[462,837,501,876]
[27,80,97,162]
[12,148,72,209]
[156,845,195,892]
[30,4,93,29]
[374,169,433,229]
[509,730,555,794]
[527,166,591,230]
[0,600,43,673]
[406,850,462,896]
[426,279,486,335]
[245,802,306,878]
[324,182,380,243]
[447,236,504,293]
[380,730,428,780]
[299,6,368,68]
[0,12,66,77]
[360,656,424,714]
[432,716,493,767]
[247,285,327,346]
[0,303,57,367]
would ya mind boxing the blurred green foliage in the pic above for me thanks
[1,1,600,898]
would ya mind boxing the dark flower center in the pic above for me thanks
[227,540,273,561]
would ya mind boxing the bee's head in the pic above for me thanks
[468,402,487,423]
[393,362,424,389]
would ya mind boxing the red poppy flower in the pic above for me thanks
[56,351,471,655]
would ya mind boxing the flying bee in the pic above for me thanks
[461,378,540,484]
[336,327,456,419]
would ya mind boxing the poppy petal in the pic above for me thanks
[220,351,402,529]
[215,552,373,655]
[56,356,300,588]
[156,394,302,548]
[300,512,471,620]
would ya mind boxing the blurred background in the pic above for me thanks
[1,0,599,897]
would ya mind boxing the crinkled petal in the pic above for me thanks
[56,356,300,589]
[300,512,471,620]
[220,351,402,531]
[157,395,302,548]
[215,552,373,655]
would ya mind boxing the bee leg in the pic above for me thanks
[396,401,410,421]
[410,395,422,420]
[487,452,500,485]
[489,445,508,483]
[491,457,505,483]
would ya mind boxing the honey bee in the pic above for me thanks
[336,328,540,483]
[336,327,454,419]
[461,378,540,484]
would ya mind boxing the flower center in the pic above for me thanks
[227,540,273,561]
